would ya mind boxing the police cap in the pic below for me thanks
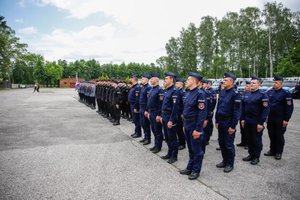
[142,74,151,79]
[164,72,176,78]
[224,72,236,81]
[176,78,185,83]
[151,73,160,78]
[273,75,283,81]
[188,72,203,81]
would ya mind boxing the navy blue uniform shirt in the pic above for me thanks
[146,85,163,113]
[177,88,185,116]
[139,83,151,109]
[128,83,141,109]
[266,88,294,122]
[161,85,179,123]
[183,87,207,132]
[216,87,241,129]
[241,89,269,125]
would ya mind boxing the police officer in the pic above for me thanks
[203,79,217,146]
[215,73,241,173]
[175,78,186,150]
[128,75,142,138]
[90,83,96,109]
[197,79,211,154]
[241,75,270,165]
[111,81,122,125]
[237,81,251,148]
[145,73,163,154]
[139,74,152,145]
[160,72,179,164]
[179,72,207,180]
[265,75,294,160]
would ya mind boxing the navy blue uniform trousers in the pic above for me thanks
[184,119,204,174]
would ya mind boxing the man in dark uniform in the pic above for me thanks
[175,78,186,150]
[197,79,212,154]
[160,72,179,164]
[265,75,294,160]
[203,79,217,145]
[179,72,207,180]
[111,81,122,125]
[128,75,142,138]
[241,75,270,165]
[139,74,152,145]
[144,73,163,154]
[215,73,241,173]
[237,81,251,148]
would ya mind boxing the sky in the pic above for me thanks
[0,0,299,64]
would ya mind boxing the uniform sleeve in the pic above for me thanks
[195,92,207,132]
[284,92,294,121]
[134,86,140,110]
[211,91,217,111]
[241,93,246,121]
[145,89,151,112]
[215,95,220,124]
[259,93,270,125]
[158,88,164,116]
[169,89,179,123]
[206,93,212,119]
[116,88,122,104]
[230,91,241,129]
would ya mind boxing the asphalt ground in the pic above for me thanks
[0,88,299,200]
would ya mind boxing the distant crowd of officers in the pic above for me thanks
[76,72,294,180]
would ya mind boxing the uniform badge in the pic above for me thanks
[287,101,292,106]
[198,103,205,110]
[173,98,176,104]
[263,101,268,107]
[160,95,164,101]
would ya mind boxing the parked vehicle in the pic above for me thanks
[259,80,273,93]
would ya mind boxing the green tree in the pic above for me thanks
[277,43,300,76]
[0,16,27,83]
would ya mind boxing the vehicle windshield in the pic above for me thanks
[261,81,273,87]
[212,82,220,86]
[283,81,297,88]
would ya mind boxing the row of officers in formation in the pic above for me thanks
[76,72,294,180]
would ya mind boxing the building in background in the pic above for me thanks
[59,78,84,88]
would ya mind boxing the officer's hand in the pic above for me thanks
[156,116,161,123]
[215,123,219,129]
[192,131,201,139]
[283,120,288,128]
[116,104,119,109]
[181,114,183,120]
[228,127,235,135]
[203,120,208,128]
[144,111,149,118]
[257,124,264,132]
[241,120,245,128]
[167,121,173,128]
[134,109,137,113]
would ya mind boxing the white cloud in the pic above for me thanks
[18,26,38,35]
[30,0,276,63]
[18,0,26,7]
[15,18,24,23]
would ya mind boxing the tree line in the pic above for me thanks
[157,2,300,78]
[1,2,300,87]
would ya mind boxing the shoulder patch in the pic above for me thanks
[198,102,205,110]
